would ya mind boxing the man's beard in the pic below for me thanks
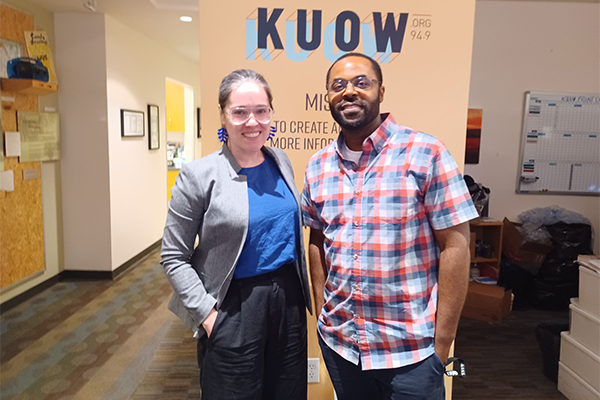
[331,98,379,131]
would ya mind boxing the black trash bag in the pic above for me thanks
[535,322,570,383]
[534,259,580,310]
[498,259,535,310]
[533,274,578,310]
[544,222,593,264]
[464,175,490,217]
[531,222,592,310]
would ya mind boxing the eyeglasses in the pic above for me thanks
[327,76,379,94]
[225,106,273,125]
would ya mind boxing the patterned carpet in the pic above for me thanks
[0,250,194,400]
[453,308,569,399]
[1,249,569,399]
[129,315,200,400]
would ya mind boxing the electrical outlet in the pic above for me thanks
[307,358,320,383]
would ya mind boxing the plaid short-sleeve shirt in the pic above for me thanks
[302,114,478,370]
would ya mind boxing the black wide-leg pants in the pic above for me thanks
[197,263,307,400]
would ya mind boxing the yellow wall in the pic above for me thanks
[167,169,179,202]
[166,80,185,132]
[199,2,476,398]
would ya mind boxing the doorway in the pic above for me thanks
[166,78,195,201]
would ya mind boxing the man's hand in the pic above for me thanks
[433,222,471,364]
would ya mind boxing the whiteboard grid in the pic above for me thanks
[517,92,600,195]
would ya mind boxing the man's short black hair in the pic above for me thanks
[326,53,383,88]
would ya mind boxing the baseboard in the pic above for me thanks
[0,275,61,314]
[113,239,162,279]
[60,270,113,281]
[61,239,162,281]
[0,239,162,313]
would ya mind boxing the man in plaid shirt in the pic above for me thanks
[302,53,478,399]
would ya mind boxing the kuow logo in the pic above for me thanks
[246,9,409,63]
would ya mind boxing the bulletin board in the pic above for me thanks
[0,4,45,289]
[517,91,600,195]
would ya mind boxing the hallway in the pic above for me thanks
[0,250,200,399]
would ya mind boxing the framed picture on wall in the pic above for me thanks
[120,109,145,137]
[148,104,159,149]
[465,108,482,164]
[197,107,201,138]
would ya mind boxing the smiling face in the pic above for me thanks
[220,81,272,165]
[327,56,385,149]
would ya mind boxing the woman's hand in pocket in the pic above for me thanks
[202,308,218,338]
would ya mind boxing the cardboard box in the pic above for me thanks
[502,218,553,269]
[478,263,499,280]
[461,281,512,323]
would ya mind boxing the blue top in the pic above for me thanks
[233,155,299,279]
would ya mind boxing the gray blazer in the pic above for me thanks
[161,144,312,336]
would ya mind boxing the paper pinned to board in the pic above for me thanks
[17,112,60,162]
[0,170,14,191]
[23,169,38,180]
[5,131,21,157]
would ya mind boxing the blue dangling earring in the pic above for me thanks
[268,126,276,141]
[218,127,228,143]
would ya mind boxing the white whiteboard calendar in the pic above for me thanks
[517,91,600,195]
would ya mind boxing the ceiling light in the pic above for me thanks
[180,16,192,22]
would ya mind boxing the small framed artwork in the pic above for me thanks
[197,107,201,138]
[147,104,160,149]
[120,109,145,137]
[465,108,482,164]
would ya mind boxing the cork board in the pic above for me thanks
[1,4,45,289]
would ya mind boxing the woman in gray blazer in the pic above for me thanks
[161,69,312,400]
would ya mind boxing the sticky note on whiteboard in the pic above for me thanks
[0,170,14,191]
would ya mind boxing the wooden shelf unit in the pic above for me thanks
[0,78,57,95]
[472,257,500,264]
[469,218,504,280]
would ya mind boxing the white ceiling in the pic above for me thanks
[25,0,200,63]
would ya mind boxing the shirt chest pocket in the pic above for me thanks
[313,191,354,226]
[371,172,424,223]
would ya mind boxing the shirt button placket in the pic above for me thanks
[353,182,363,344]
